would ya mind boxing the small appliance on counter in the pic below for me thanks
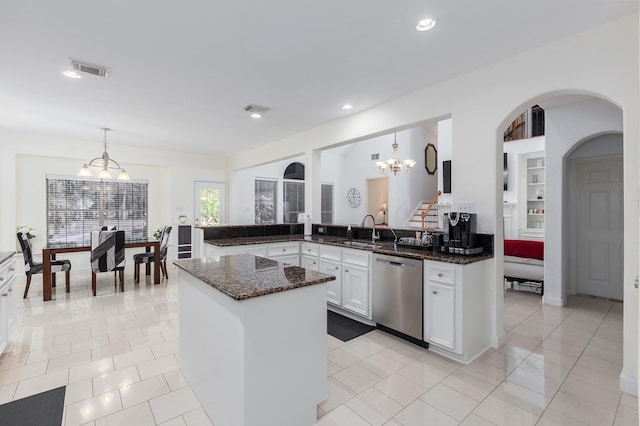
[397,231,437,250]
[440,212,484,255]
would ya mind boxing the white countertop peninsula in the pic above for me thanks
[174,254,336,426]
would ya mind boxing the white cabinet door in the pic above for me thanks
[425,282,456,351]
[341,264,369,317]
[302,255,319,271]
[0,283,8,354]
[320,259,341,306]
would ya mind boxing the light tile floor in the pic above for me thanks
[1,265,637,425]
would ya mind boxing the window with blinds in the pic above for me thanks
[321,184,334,224]
[283,181,304,224]
[46,176,149,246]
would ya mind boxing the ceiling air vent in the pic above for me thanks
[371,153,380,161]
[71,60,110,78]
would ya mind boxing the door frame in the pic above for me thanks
[567,154,623,297]
[194,180,227,225]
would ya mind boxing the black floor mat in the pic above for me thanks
[327,310,375,342]
[0,386,65,426]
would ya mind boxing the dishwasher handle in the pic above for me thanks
[375,258,415,268]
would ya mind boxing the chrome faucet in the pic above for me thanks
[388,226,399,250]
[361,214,379,242]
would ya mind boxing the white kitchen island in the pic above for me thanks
[174,254,335,426]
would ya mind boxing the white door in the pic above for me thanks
[194,181,226,225]
[576,157,623,299]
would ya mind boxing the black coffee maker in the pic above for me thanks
[441,212,479,254]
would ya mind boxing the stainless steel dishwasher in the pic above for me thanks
[372,253,424,341]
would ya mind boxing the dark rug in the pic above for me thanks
[0,386,65,426]
[327,310,375,342]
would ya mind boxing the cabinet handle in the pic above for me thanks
[345,269,349,273]
[8,288,11,292]
[1,293,7,297]
[312,262,316,265]
[9,268,15,272]
[432,290,438,294]
[334,267,339,270]
[282,249,286,252]
[437,272,443,277]
[0,277,4,282]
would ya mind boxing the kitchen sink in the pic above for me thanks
[342,241,382,249]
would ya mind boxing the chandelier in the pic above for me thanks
[376,133,416,176]
[78,128,130,180]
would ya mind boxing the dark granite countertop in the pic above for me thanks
[174,254,336,301]
[0,252,16,265]
[204,235,493,265]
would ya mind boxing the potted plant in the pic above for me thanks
[153,227,163,240]
[17,225,37,240]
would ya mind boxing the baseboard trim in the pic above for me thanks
[542,295,566,307]
[490,331,506,348]
[620,372,638,396]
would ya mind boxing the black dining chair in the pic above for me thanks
[90,230,126,296]
[17,232,71,298]
[134,226,171,283]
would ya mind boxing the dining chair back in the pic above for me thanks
[133,226,172,283]
[90,230,126,295]
[17,232,71,298]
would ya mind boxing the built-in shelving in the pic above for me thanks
[516,151,545,241]
[526,154,545,234]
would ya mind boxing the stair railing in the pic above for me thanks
[421,190,442,229]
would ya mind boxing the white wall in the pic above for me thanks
[502,136,545,204]
[320,127,432,226]
[229,155,305,225]
[1,132,226,271]
[436,119,453,205]
[226,15,639,394]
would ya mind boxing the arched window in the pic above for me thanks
[283,162,305,180]
[283,162,305,223]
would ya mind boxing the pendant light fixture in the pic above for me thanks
[376,133,416,176]
[78,128,130,180]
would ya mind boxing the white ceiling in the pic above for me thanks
[0,1,636,157]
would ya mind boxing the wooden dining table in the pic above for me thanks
[42,240,160,301]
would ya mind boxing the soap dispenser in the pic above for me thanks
[346,225,352,240]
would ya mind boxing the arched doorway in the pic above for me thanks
[494,93,631,398]
[497,94,623,305]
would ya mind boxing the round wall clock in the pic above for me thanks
[346,187,361,208]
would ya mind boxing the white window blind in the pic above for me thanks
[321,184,334,224]
[46,176,149,246]
[283,181,304,224]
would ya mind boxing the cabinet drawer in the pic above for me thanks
[0,259,16,285]
[342,249,370,267]
[319,246,341,261]
[300,243,319,257]
[227,245,268,257]
[426,265,455,284]
[267,243,300,256]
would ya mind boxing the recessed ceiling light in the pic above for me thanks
[416,17,437,32]
[250,112,262,119]
[342,104,353,110]
[63,70,82,79]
